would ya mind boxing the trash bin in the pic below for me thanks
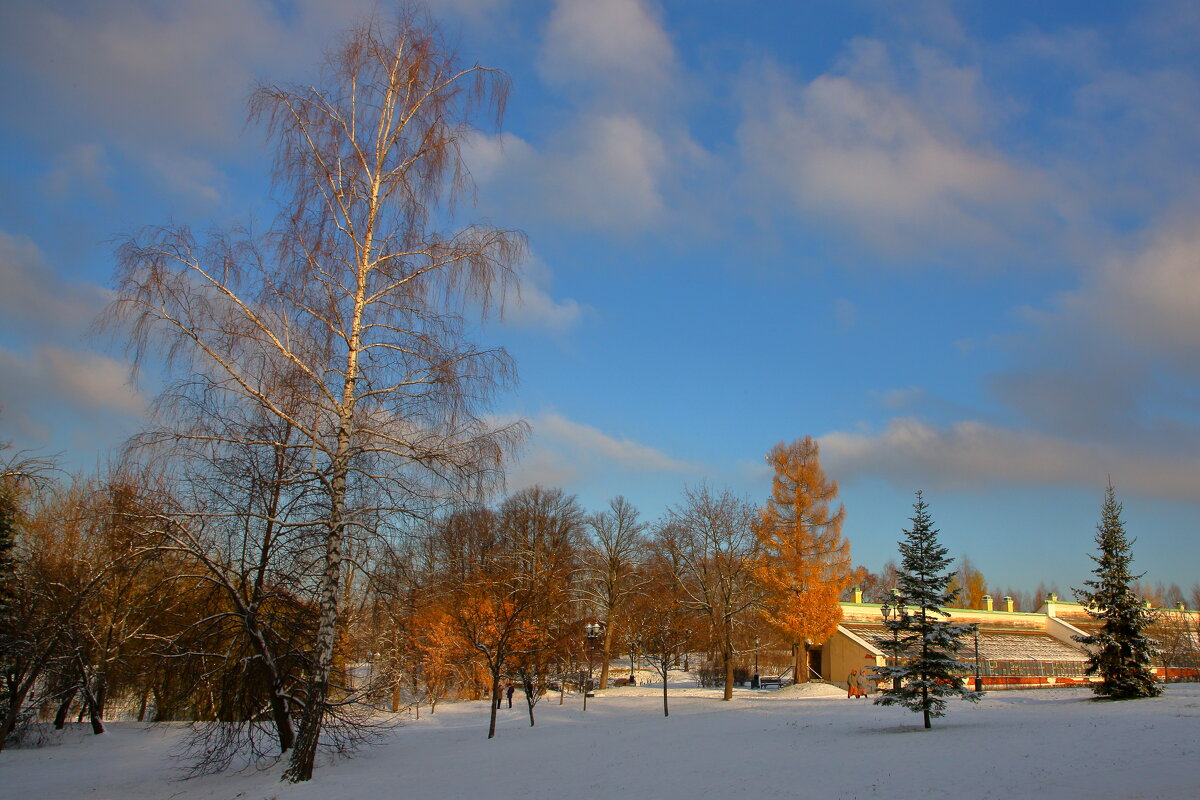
[751,674,760,689]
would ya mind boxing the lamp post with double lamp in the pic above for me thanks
[583,622,601,710]
[881,591,906,692]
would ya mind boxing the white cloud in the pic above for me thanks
[503,256,586,334]
[503,444,580,492]
[0,1,424,207]
[43,143,114,200]
[465,114,670,233]
[143,151,226,208]
[0,344,145,422]
[1000,25,1200,233]
[501,0,686,233]
[423,0,512,26]
[876,386,927,410]
[737,43,1052,257]
[543,113,668,230]
[0,1,290,152]
[0,232,109,330]
[988,214,1200,439]
[460,131,537,186]
[539,0,676,108]
[892,0,969,48]
[1067,218,1200,364]
[820,417,1200,500]
[535,412,693,472]
[501,410,697,494]
[0,231,144,445]
[457,135,587,332]
[42,347,146,417]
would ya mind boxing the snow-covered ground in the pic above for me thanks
[5,679,1199,800]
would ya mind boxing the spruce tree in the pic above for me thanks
[874,491,980,728]
[1072,482,1161,699]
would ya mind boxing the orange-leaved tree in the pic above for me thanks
[956,556,989,610]
[753,437,852,683]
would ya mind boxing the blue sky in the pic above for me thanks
[2,0,1199,596]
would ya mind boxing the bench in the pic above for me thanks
[758,675,783,688]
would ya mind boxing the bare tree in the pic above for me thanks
[59,476,168,735]
[658,485,759,701]
[106,10,525,781]
[495,487,582,728]
[1151,607,1200,682]
[431,506,535,738]
[627,556,694,717]
[581,496,648,689]
[362,542,421,714]
[995,586,1034,612]
[0,472,142,749]
[129,397,323,768]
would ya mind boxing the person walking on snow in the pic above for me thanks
[506,682,515,708]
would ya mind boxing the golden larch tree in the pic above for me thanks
[753,437,852,683]
[958,556,989,610]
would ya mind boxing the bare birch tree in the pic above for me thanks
[107,10,525,781]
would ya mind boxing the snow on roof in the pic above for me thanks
[841,625,1089,662]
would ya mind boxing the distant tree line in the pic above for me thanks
[846,556,1197,615]
[5,435,1197,764]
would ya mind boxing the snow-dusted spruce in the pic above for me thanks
[1072,482,1161,700]
[873,491,980,728]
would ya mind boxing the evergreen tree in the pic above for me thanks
[873,491,980,728]
[1072,482,1161,699]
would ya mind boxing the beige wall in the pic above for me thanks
[825,628,886,689]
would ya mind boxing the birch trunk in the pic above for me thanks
[284,437,352,780]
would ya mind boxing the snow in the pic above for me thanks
[5,680,1199,800]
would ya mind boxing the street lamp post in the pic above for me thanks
[973,626,983,693]
[583,622,601,710]
[881,591,905,692]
